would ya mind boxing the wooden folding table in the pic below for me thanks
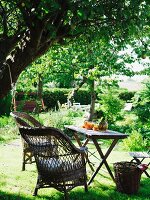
[65,125,128,185]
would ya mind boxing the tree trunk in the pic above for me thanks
[88,80,96,121]
[37,74,43,100]
[37,73,46,111]
[0,39,51,98]
[67,76,87,107]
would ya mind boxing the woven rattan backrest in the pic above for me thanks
[19,127,84,179]
[20,127,80,155]
[10,111,42,127]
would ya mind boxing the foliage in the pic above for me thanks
[43,88,91,110]
[99,93,124,123]
[0,116,17,143]
[47,35,135,85]
[15,91,37,101]
[122,130,147,151]
[0,92,12,116]
[0,115,15,128]
[132,80,150,123]
[39,110,73,130]
[66,109,83,118]
[119,90,136,102]
[42,88,69,110]
[111,113,138,134]
[16,33,136,93]
[15,88,91,110]
[73,88,91,105]
[0,0,149,97]
[14,87,137,113]
[97,84,124,123]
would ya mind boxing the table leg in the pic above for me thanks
[88,138,119,185]
[74,132,83,147]
[73,132,95,171]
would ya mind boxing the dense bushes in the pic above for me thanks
[15,88,91,110]
[119,90,135,102]
[43,88,69,109]
[122,130,147,151]
[97,89,124,123]
[0,92,12,116]
[133,81,150,124]
[14,88,138,112]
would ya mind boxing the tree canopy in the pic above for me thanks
[0,0,149,97]
[17,34,135,91]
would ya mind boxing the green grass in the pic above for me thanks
[0,138,150,200]
[0,112,149,199]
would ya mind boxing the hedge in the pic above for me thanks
[14,88,136,111]
[15,88,91,110]
[119,91,136,102]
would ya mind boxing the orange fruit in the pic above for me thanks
[84,121,94,129]
[93,125,99,131]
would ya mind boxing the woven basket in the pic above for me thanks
[113,161,142,194]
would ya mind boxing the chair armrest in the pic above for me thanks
[79,146,88,153]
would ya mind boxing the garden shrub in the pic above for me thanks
[97,90,124,123]
[122,130,147,151]
[133,81,150,124]
[66,109,83,118]
[15,91,37,101]
[43,88,68,110]
[113,113,138,133]
[74,89,91,105]
[0,116,17,144]
[39,110,73,130]
[119,90,135,102]
[0,116,15,128]
[0,92,12,116]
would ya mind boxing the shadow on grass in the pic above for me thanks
[0,189,119,200]
[0,177,150,200]
[0,189,109,200]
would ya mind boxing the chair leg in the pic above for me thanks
[84,175,88,192]
[131,158,150,178]
[84,183,88,192]
[22,152,26,171]
[144,170,150,178]
[64,191,69,200]
[33,176,40,196]
[33,188,38,196]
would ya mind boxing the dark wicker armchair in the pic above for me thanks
[10,111,43,170]
[19,126,88,200]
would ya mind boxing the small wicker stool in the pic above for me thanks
[113,162,142,194]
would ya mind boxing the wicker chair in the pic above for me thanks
[10,111,43,170]
[19,126,88,200]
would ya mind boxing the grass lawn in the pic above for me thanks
[0,137,150,200]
